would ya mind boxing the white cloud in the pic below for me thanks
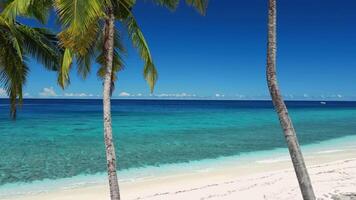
[39,87,57,97]
[303,94,309,98]
[0,88,6,96]
[137,93,143,97]
[215,94,225,98]
[155,93,196,98]
[337,94,342,98]
[24,92,31,97]
[156,93,170,97]
[64,93,93,97]
[119,92,131,97]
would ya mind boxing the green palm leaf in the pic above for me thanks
[150,0,179,10]
[0,16,22,61]
[120,2,158,92]
[1,0,32,21]
[1,15,60,118]
[55,0,104,55]
[150,0,208,14]
[16,25,61,71]
[57,48,72,88]
[185,0,208,15]
[0,39,28,119]
[1,0,51,23]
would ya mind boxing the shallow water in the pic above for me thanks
[1,99,356,186]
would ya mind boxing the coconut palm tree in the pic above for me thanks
[266,0,315,199]
[0,7,60,119]
[56,1,207,199]
[2,1,208,199]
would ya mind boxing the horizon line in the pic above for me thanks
[1,97,355,102]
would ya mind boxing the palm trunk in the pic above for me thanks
[266,0,315,199]
[103,7,121,200]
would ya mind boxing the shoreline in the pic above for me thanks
[1,135,356,200]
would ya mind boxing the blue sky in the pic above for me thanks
[1,0,356,100]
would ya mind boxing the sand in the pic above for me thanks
[1,148,356,200]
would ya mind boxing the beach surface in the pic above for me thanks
[2,147,356,200]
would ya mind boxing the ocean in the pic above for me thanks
[1,99,356,191]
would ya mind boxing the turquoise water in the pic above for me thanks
[1,99,356,186]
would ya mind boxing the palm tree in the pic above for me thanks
[266,0,315,199]
[54,2,161,199]
[2,1,208,199]
[0,6,60,119]
[57,1,207,199]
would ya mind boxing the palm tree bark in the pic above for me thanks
[266,0,315,199]
[103,6,121,200]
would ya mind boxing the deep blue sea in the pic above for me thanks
[1,99,356,187]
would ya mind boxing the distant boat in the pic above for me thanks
[320,101,327,105]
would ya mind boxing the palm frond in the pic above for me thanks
[0,41,28,119]
[120,2,157,92]
[1,0,32,21]
[57,48,72,88]
[96,47,124,77]
[150,0,179,10]
[1,0,52,23]
[146,0,208,14]
[0,16,23,61]
[0,10,58,119]
[58,21,100,56]
[185,0,208,15]
[76,50,93,79]
[54,0,104,29]
[55,0,104,55]
[26,0,52,24]
[16,25,61,71]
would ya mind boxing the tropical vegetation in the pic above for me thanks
[0,2,60,118]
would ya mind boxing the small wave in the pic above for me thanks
[316,149,344,154]
[255,156,290,164]
[195,168,213,173]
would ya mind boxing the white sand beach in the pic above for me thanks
[2,146,356,200]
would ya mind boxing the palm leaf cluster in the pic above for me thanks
[46,0,206,93]
[0,13,60,118]
[54,0,158,92]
